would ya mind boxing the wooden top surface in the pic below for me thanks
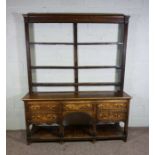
[23,13,129,23]
[24,13,126,16]
[22,91,131,101]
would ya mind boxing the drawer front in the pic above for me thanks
[27,101,60,113]
[97,100,128,122]
[97,100,128,111]
[30,113,58,124]
[63,101,93,116]
[97,110,126,122]
[63,102,93,111]
[26,101,60,124]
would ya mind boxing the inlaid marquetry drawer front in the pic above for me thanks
[97,100,128,111]
[30,113,58,124]
[97,100,128,122]
[63,101,93,116]
[27,101,60,124]
[97,110,126,122]
[27,101,60,113]
[63,101,93,112]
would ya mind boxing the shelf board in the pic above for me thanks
[30,125,60,141]
[78,42,123,45]
[29,42,123,45]
[31,66,121,69]
[30,42,73,45]
[29,124,125,142]
[32,82,120,87]
[96,123,124,139]
[64,125,93,140]
[78,66,121,69]
[31,66,74,69]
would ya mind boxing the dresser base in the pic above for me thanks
[23,91,131,144]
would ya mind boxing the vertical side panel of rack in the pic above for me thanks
[24,15,33,93]
[73,23,79,93]
[115,16,129,93]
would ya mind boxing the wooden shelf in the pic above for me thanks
[31,66,121,69]
[32,82,121,87]
[64,125,93,140]
[30,42,73,45]
[31,66,74,69]
[30,125,60,141]
[29,124,125,142]
[96,124,124,139]
[29,42,123,45]
[78,42,123,45]
[24,13,129,93]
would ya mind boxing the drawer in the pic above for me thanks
[97,110,126,122]
[63,101,93,112]
[97,100,128,111]
[27,101,60,113]
[63,101,94,116]
[30,113,59,124]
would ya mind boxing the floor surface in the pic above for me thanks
[6,128,149,155]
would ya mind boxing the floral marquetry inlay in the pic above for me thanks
[64,103,93,111]
[31,113,58,124]
[98,111,126,121]
[97,102,127,111]
[28,102,59,112]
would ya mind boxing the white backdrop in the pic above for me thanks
[6,0,149,129]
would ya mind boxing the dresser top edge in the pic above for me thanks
[22,91,131,101]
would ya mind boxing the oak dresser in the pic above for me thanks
[22,13,131,144]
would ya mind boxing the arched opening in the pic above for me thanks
[63,112,93,126]
[63,112,94,138]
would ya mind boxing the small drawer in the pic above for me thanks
[63,101,93,112]
[97,110,126,122]
[30,113,59,124]
[27,101,60,113]
[63,101,94,116]
[97,100,127,111]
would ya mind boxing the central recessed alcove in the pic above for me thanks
[63,112,94,139]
